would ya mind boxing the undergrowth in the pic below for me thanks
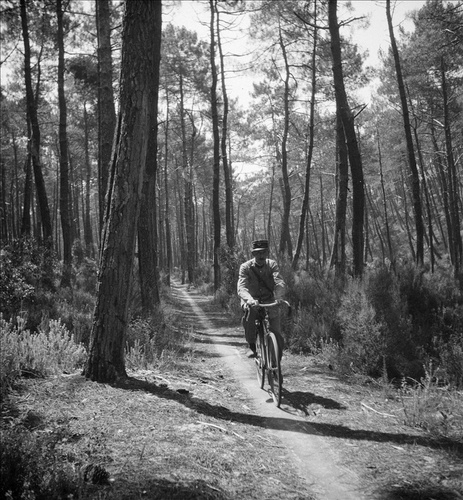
[0,316,87,396]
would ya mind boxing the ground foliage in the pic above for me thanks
[1,282,462,499]
[1,238,463,498]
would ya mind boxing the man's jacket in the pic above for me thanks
[237,258,285,305]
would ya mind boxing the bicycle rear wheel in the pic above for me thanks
[267,332,282,407]
[255,329,265,389]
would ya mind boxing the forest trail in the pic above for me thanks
[172,282,367,500]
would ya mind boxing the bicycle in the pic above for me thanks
[249,300,290,408]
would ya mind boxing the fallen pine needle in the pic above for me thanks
[361,402,396,418]
[197,421,245,440]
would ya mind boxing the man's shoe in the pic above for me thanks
[247,343,257,358]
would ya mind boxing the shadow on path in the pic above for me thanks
[283,389,347,412]
[115,377,463,459]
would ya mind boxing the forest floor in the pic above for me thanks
[2,283,463,499]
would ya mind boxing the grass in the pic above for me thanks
[1,358,315,500]
[1,285,462,500]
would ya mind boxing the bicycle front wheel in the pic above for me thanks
[255,329,265,389]
[267,332,282,407]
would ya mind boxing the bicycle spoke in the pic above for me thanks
[267,332,282,407]
[255,331,265,389]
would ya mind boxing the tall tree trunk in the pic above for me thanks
[83,102,94,257]
[215,3,235,249]
[328,0,365,276]
[96,0,116,232]
[21,145,32,237]
[278,22,293,260]
[163,91,172,286]
[441,58,462,278]
[179,74,195,285]
[56,0,73,287]
[376,124,394,265]
[20,0,52,245]
[386,0,424,266]
[293,1,318,270]
[430,121,452,255]
[138,1,162,313]
[329,110,348,274]
[210,0,221,292]
[84,0,162,383]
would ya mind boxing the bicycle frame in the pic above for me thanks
[252,301,289,407]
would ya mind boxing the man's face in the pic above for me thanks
[253,249,269,266]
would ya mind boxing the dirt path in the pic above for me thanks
[173,283,367,500]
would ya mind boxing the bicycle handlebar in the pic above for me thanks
[255,300,290,308]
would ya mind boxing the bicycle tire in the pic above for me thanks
[255,327,265,389]
[267,332,282,407]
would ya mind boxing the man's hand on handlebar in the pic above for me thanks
[247,299,260,308]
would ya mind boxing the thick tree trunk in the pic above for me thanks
[84,0,162,383]
[138,2,162,312]
[328,0,365,276]
[386,0,424,266]
[96,0,116,232]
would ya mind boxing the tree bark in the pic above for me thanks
[328,0,365,276]
[215,3,235,249]
[293,1,318,270]
[83,102,94,257]
[20,0,52,244]
[386,0,424,266]
[84,0,162,383]
[210,0,221,292]
[329,110,348,275]
[56,0,73,287]
[138,0,162,313]
[96,0,116,233]
[441,58,462,278]
[278,22,293,260]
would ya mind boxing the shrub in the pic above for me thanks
[0,428,78,500]
[284,266,343,353]
[125,305,179,369]
[337,278,385,376]
[438,333,463,388]
[218,245,246,296]
[400,363,463,441]
[0,239,58,331]
[55,287,95,346]
[0,316,87,395]
[0,316,22,395]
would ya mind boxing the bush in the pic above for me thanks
[0,428,78,500]
[125,305,179,369]
[0,316,87,395]
[55,287,95,346]
[337,278,385,376]
[400,363,463,441]
[438,333,463,388]
[0,239,58,332]
[284,266,343,353]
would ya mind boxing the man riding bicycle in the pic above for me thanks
[237,240,286,358]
